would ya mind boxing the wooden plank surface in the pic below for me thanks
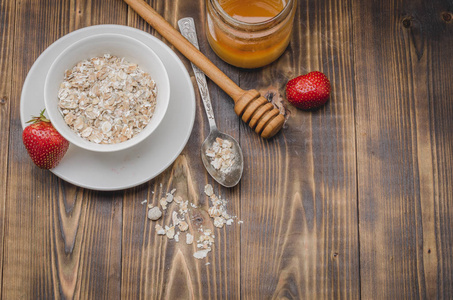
[0,0,452,299]
[353,0,453,298]
[122,1,242,298]
[0,0,15,295]
[238,0,360,298]
[428,8,453,297]
[2,0,127,298]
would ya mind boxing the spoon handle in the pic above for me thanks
[178,18,217,131]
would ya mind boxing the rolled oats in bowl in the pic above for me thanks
[58,54,157,144]
[44,33,170,153]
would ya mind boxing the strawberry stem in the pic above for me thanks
[26,109,50,124]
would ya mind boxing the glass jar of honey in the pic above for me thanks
[206,0,297,69]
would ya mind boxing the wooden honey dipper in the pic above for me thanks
[124,0,285,139]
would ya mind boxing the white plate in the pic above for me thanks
[20,25,196,191]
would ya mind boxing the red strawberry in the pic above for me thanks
[22,109,69,169]
[285,71,331,110]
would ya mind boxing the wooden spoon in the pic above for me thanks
[123,0,285,138]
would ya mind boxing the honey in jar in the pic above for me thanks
[206,0,296,68]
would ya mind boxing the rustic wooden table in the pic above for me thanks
[1,0,452,299]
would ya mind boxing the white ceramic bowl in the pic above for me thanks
[44,33,170,152]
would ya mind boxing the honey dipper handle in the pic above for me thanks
[123,0,244,100]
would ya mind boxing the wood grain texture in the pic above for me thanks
[427,7,453,296]
[121,156,241,299]
[2,1,73,297]
[1,0,452,298]
[0,0,15,295]
[2,0,127,298]
[353,0,453,298]
[122,1,242,298]
[238,0,360,298]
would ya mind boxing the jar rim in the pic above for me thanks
[210,0,295,30]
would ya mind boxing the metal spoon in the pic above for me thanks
[178,17,243,188]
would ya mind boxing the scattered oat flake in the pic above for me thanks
[166,226,175,239]
[180,201,188,213]
[179,221,189,232]
[214,217,224,228]
[148,206,163,221]
[186,233,194,245]
[141,199,147,205]
[238,220,243,224]
[204,184,214,196]
[155,224,166,235]
[193,249,210,259]
[166,193,174,203]
[172,211,181,226]
[159,197,167,210]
